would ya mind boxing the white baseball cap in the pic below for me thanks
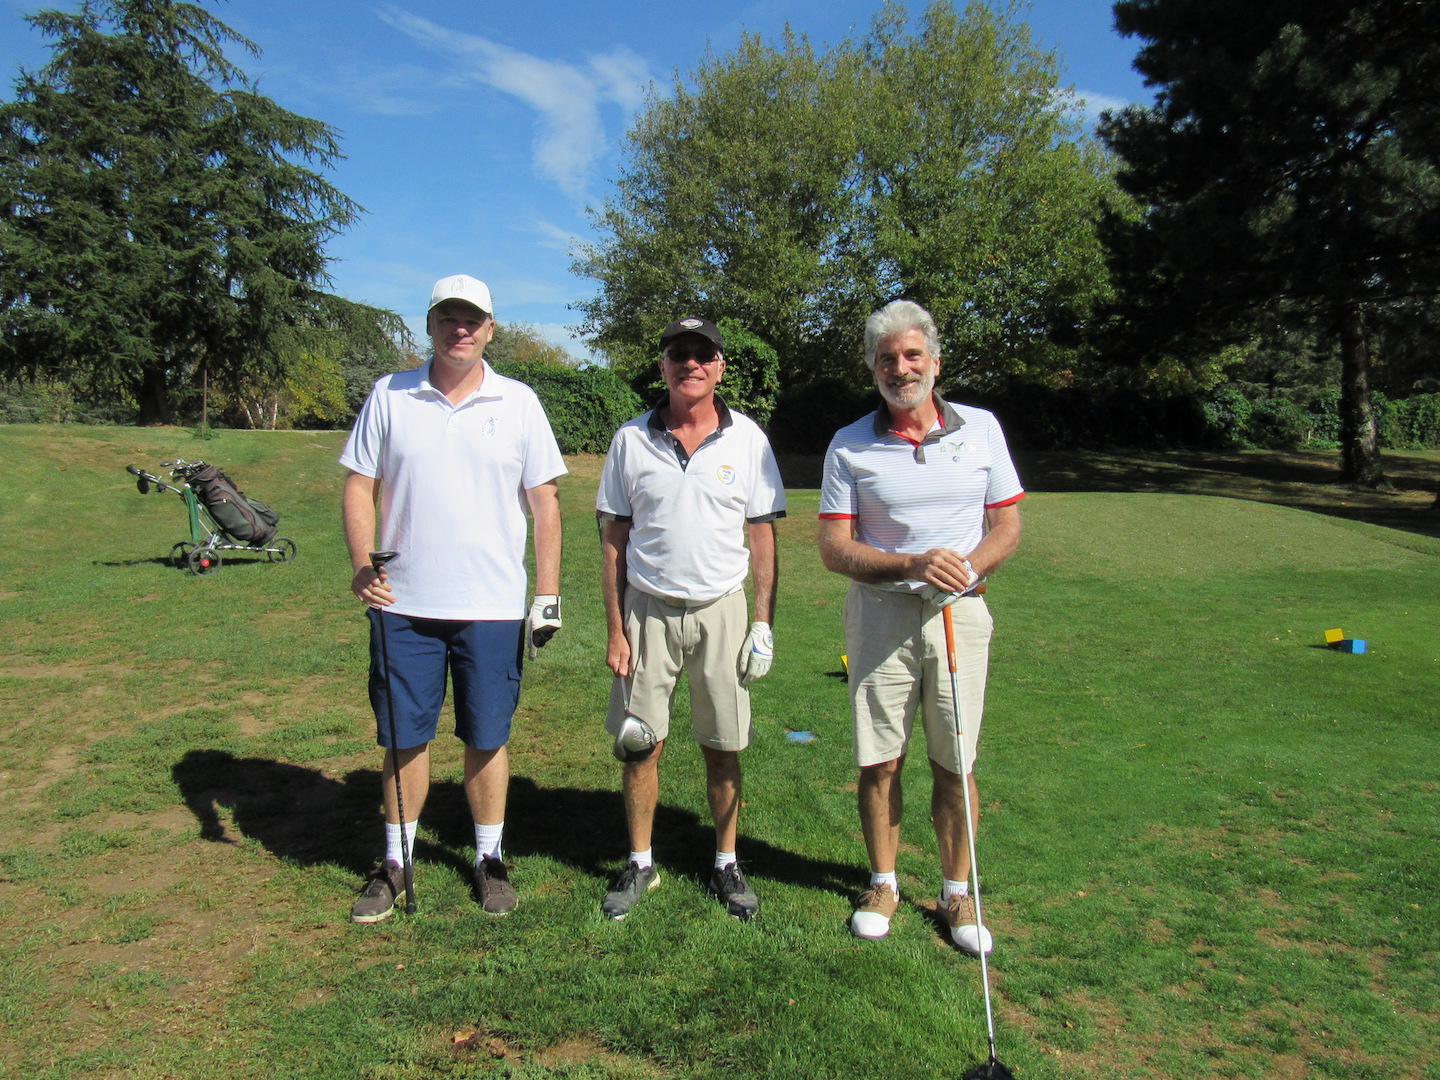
[428,274,493,315]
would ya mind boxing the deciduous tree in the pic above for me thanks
[574,1,1122,393]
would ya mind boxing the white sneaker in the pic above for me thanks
[850,883,899,939]
[940,892,994,956]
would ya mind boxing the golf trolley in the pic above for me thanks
[125,458,298,575]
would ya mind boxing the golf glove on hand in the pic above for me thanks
[738,621,774,686]
[527,595,561,660]
[922,559,980,607]
[921,583,963,607]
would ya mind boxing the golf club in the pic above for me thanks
[943,603,1016,1080]
[370,550,416,916]
[612,682,658,763]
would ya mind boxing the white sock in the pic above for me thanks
[715,850,737,870]
[870,870,899,894]
[630,848,653,869]
[474,822,504,864]
[385,820,417,865]
[941,878,969,901]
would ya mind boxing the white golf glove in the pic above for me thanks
[738,621,774,686]
[527,594,561,659]
[922,560,980,607]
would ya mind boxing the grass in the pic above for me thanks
[0,423,1436,1079]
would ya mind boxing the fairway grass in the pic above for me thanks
[0,424,1436,1080]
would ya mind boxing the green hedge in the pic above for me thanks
[490,362,644,454]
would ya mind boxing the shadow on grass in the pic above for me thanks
[171,751,857,898]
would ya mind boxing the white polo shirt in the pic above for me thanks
[597,399,786,603]
[341,359,567,620]
[819,397,1024,591]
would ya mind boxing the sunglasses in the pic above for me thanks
[664,346,721,364]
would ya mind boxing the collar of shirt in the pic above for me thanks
[647,394,734,469]
[411,357,505,404]
[872,394,968,462]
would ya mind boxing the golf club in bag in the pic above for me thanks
[370,550,417,916]
[942,604,1016,1080]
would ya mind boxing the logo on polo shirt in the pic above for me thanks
[716,465,737,485]
[939,440,976,461]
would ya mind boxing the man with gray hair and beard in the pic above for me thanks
[818,299,1024,953]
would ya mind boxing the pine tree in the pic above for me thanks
[0,0,373,423]
[1100,0,1440,486]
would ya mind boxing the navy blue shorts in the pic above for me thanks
[367,610,524,751]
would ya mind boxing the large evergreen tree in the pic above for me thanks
[0,0,373,423]
[574,2,1122,391]
[1100,0,1440,486]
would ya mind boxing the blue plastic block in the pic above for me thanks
[1339,639,1367,654]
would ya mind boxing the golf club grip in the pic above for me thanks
[942,604,958,673]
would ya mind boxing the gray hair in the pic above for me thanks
[863,300,940,368]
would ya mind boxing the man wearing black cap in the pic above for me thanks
[595,317,786,921]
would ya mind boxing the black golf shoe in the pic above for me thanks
[602,861,660,919]
[710,862,758,920]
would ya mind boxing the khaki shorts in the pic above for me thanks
[844,581,993,773]
[605,588,752,751]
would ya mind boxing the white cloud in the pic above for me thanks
[1071,88,1133,127]
[520,218,583,254]
[376,6,652,197]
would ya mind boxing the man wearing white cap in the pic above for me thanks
[341,274,567,922]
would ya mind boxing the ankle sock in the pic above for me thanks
[475,822,504,864]
[385,820,417,866]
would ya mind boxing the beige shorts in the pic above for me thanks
[844,581,993,773]
[605,588,752,751]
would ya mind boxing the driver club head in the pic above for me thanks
[613,714,658,763]
[369,550,399,572]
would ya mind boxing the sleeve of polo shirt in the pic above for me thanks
[595,428,631,519]
[519,392,568,488]
[984,413,1025,508]
[746,437,788,523]
[817,436,857,519]
[338,376,386,479]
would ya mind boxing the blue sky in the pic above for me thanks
[0,0,1152,360]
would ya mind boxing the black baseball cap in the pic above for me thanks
[659,317,724,353]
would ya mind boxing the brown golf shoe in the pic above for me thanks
[472,855,518,915]
[940,891,994,956]
[850,882,900,939]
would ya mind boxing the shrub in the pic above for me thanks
[490,362,643,454]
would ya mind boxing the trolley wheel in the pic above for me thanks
[169,542,195,568]
[187,546,221,575]
[267,537,298,563]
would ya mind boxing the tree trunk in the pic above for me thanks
[1336,308,1386,488]
[136,364,172,426]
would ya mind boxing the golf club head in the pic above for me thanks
[369,550,399,572]
[962,1061,1017,1080]
[136,475,151,494]
[612,714,658,763]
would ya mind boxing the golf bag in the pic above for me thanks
[188,464,280,545]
